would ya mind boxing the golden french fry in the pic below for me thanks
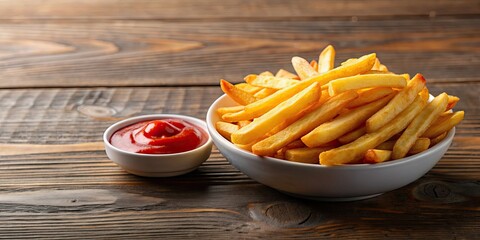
[292,56,319,79]
[234,135,268,152]
[408,138,431,154]
[310,60,319,72]
[446,95,460,111]
[235,83,262,94]
[328,74,407,96]
[237,120,251,128]
[245,74,299,89]
[231,82,320,145]
[338,126,366,144]
[302,93,395,147]
[220,79,257,105]
[392,93,448,159]
[419,87,429,102]
[260,71,274,76]
[341,58,357,66]
[422,111,464,138]
[285,147,334,164]
[363,149,392,163]
[216,121,239,141]
[320,94,427,165]
[371,58,389,72]
[285,139,307,149]
[222,53,376,122]
[372,58,381,70]
[376,137,429,151]
[366,73,426,133]
[430,132,447,146]
[252,90,358,156]
[347,87,395,108]
[318,45,335,73]
[275,69,299,79]
[253,88,277,99]
[217,105,244,116]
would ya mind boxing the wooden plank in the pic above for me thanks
[0,18,479,88]
[0,0,478,20]
[0,85,478,238]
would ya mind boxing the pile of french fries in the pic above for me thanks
[215,45,464,166]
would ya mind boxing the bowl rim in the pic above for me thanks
[207,94,455,170]
[103,114,212,157]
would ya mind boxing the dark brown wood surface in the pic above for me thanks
[0,1,479,239]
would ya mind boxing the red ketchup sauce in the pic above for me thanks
[110,118,208,154]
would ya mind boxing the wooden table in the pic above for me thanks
[1,1,479,238]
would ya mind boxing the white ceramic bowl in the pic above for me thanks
[206,94,454,201]
[104,114,213,177]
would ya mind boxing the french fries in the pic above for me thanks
[328,74,407,96]
[245,75,299,89]
[216,46,464,165]
[302,92,395,148]
[319,95,427,165]
[366,74,426,132]
[318,45,335,73]
[220,79,257,105]
[251,90,357,156]
[392,93,448,159]
[422,111,464,138]
[363,149,392,163]
[231,82,320,145]
[292,56,319,79]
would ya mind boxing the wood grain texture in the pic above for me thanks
[0,86,478,238]
[0,18,479,88]
[1,0,479,238]
[0,0,478,20]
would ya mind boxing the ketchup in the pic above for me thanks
[110,119,207,154]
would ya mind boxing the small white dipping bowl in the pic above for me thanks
[206,94,455,201]
[104,114,212,177]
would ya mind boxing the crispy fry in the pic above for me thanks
[260,71,274,76]
[285,140,307,149]
[222,53,376,122]
[366,73,426,133]
[430,132,447,146]
[302,93,395,147]
[408,138,431,154]
[292,56,319,79]
[253,88,277,99]
[318,45,335,73]
[235,83,262,94]
[320,94,427,165]
[347,87,395,108]
[217,105,244,116]
[419,87,429,102]
[328,74,407,96]
[422,111,464,138]
[338,126,366,144]
[216,121,239,141]
[363,149,392,163]
[446,95,460,111]
[310,60,319,72]
[392,93,448,159]
[371,58,389,72]
[286,147,334,164]
[231,82,320,145]
[275,69,299,79]
[252,90,358,156]
[377,138,430,152]
[237,120,251,128]
[245,74,299,89]
[220,79,257,105]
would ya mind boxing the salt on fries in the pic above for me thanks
[216,45,464,165]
